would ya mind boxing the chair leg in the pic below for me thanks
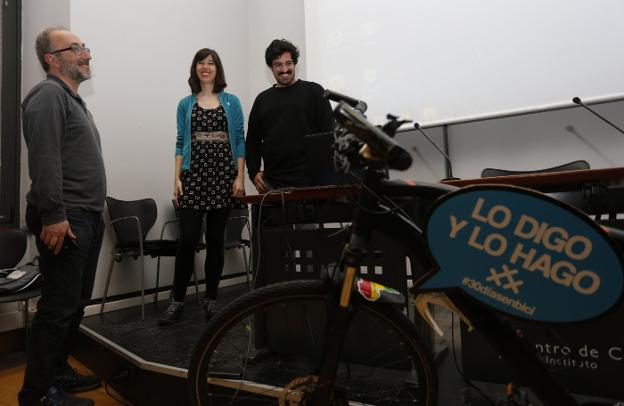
[242,246,251,290]
[139,254,145,320]
[100,256,116,315]
[23,299,30,349]
[193,269,201,305]
[154,256,162,303]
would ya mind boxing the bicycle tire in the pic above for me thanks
[188,279,438,405]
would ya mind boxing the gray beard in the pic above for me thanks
[61,62,90,83]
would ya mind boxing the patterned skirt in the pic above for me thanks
[179,131,237,211]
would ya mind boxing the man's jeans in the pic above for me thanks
[20,204,104,400]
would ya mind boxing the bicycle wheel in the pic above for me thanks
[188,279,438,405]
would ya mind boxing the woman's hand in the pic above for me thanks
[174,177,183,204]
[232,175,245,197]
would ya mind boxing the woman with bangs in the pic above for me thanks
[160,48,245,326]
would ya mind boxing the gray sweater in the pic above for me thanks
[22,75,106,225]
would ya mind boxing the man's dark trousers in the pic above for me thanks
[20,204,104,400]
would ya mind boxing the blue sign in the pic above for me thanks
[422,186,624,322]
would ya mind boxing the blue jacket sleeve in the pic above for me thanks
[229,95,246,159]
[175,98,186,156]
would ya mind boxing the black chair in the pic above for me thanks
[0,228,28,269]
[481,160,590,209]
[481,160,624,233]
[0,228,41,345]
[481,160,590,178]
[101,197,202,320]
[224,205,252,289]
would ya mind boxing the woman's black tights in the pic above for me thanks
[172,207,231,302]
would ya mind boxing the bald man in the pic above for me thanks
[19,27,106,406]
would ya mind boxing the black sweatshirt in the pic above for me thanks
[22,75,106,225]
[246,80,333,187]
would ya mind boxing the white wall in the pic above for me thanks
[14,0,278,317]
[70,0,252,297]
[20,0,70,94]
[15,0,306,311]
[305,0,624,126]
[8,0,623,332]
[247,0,306,103]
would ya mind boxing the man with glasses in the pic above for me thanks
[246,39,334,192]
[19,27,105,406]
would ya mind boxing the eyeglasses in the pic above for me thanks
[49,44,91,55]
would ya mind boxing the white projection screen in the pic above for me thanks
[304,0,624,126]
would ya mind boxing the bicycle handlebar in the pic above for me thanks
[324,89,368,114]
[332,102,413,171]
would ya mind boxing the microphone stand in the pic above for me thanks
[572,97,624,136]
[413,123,460,181]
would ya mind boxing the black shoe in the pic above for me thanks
[40,386,94,406]
[159,301,184,326]
[56,367,101,393]
[203,298,217,320]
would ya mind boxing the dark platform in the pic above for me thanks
[72,283,617,406]
[81,285,245,369]
[74,285,246,406]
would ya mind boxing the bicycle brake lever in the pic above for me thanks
[413,292,474,337]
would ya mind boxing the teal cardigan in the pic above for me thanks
[175,92,245,171]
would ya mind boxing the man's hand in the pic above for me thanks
[253,171,270,194]
[232,175,245,197]
[41,220,76,255]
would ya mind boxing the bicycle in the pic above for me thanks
[188,99,624,405]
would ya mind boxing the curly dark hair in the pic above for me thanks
[264,39,299,67]
[188,48,227,94]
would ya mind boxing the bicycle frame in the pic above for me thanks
[316,164,581,405]
[188,100,622,406]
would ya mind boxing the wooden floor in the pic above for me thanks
[0,352,127,406]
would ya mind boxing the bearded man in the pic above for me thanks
[246,39,334,192]
[19,26,106,406]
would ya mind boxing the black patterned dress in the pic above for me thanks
[179,103,237,210]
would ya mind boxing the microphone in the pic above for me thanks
[572,97,624,136]
[333,102,412,170]
[413,122,459,180]
[324,89,368,114]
